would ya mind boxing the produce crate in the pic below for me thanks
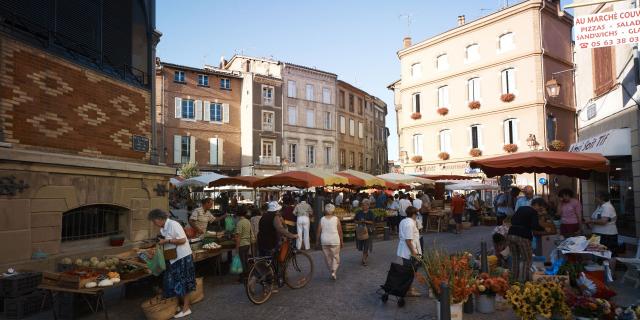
[342,222,355,241]
[374,222,385,239]
[42,271,97,290]
[0,272,42,298]
[3,289,48,319]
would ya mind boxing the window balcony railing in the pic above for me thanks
[262,122,274,131]
[259,155,280,165]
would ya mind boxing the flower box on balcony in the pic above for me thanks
[468,101,481,110]
[500,93,515,102]
[503,144,518,153]
[411,112,422,120]
[549,139,566,151]
[469,148,482,157]
[437,107,449,116]
[438,152,450,160]
[411,155,423,163]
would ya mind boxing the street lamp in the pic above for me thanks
[545,78,561,98]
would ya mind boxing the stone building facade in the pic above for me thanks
[156,62,243,175]
[337,81,368,172]
[0,0,173,270]
[372,97,390,175]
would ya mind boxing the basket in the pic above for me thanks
[188,277,204,304]
[0,272,42,298]
[141,295,178,320]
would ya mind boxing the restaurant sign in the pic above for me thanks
[574,8,640,49]
[569,128,631,156]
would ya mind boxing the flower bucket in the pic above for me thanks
[436,301,463,320]
[476,294,495,314]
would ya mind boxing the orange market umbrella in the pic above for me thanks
[253,169,349,189]
[208,176,261,188]
[469,151,609,179]
[336,169,399,189]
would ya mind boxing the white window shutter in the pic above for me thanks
[218,139,224,165]
[474,79,480,100]
[501,71,508,94]
[466,127,472,151]
[222,104,230,123]
[195,100,203,120]
[508,69,516,92]
[467,81,473,102]
[173,135,181,164]
[189,137,196,163]
[204,101,211,122]
[175,97,182,119]
[503,121,509,144]
[444,87,449,107]
[445,132,452,153]
[479,125,485,149]
[513,119,520,144]
[209,138,218,165]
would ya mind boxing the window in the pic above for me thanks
[437,85,449,107]
[307,145,315,164]
[261,140,274,157]
[439,129,451,153]
[209,137,224,165]
[325,147,331,164]
[349,151,355,169]
[288,80,296,98]
[339,116,346,134]
[501,68,516,94]
[174,71,185,83]
[340,149,346,167]
[436,54,448,71]
[593,46,615,95]
[503,118,518,145]
[339,90,345,108]
[349,119,355,136]
[324,112,332,129]
[198,74,209,86]
[466,44,480,62]
[61,205,126,241]
[262,85,274,105]
[182,99,195,119]
[358,153,364,170]
[546,115,557,144]
[306,109,315,128]
[358,122,364,139]
[412,93,421,113]
[348,94,354,112]
[470,125,480,149]
[467,78,480,102]
[499,32,514,52]
[181,136,191,163]
[322,87,331,104]
[289,144,297,163]
[220,78,231,89]
[306,84,314,101]
[358,98,363,115]
[174,135,194,164]
[288,106,297,125]
[411,63,422,79]
[412,134,423,155]
[209,103,222,122]
[262,111,274,131]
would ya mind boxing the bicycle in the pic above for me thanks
[245,239,314,305]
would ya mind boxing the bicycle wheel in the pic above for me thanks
[245,260,275,305]
[284,251,313,289]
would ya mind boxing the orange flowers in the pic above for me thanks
[420,249,476,304]
[475,272,510,296]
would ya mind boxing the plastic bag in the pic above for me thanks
[230,255,243,274]
[145,244,166,276]
[577,272,596,296]
[225,216,236,233]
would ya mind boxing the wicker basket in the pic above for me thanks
[141,295,178,320]
[188,277,204,304]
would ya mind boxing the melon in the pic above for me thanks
[85,282,97,288]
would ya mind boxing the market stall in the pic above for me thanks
[336,169,399,190]
[253,169,349,189]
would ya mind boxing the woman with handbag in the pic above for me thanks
[316,203,343,280]
[355,199,375,266]
[148,209,196,319]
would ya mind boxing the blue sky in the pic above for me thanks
[157,0,572,160]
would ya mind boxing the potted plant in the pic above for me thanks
[474,272,510,314]
[411,155,423,163]
[411,112,422,120]
[549,139,566,151]
[438,152,450,160]
[469,148,482,157]
[503,144,518,153]
[500,93,515,102]
[437,107,449,116]
[468,101,481,110]
[505,279,571,320]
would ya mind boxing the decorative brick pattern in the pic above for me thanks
[25,112,73,138]
[26,70,73,97]
[77,103,109,126]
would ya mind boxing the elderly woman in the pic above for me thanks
[556,189,582,237]
[148,209,196,319]
[316,203,343,280]
[355,199,375,266]
[586,191,618,252]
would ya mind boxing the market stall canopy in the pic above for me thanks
[469,151,609,179]
[169,177,185,187]
[336,169,399,189]
[178,172,227,188]
[445,181,500,191]
[376,173,435,186]
[418,174,479,181]
[253,169,349,189]
[208,176,261,188]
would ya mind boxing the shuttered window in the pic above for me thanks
[592,46,615,96]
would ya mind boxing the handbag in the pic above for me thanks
[163,244,177,261]
[356,224,369,240]
[230,255,243,274]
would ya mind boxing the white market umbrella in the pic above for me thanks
[169,177,185,187]
[180,172,227,188]
[377,173,435,186]
[445,181,499,191]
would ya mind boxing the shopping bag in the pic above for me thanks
[225,216,236,233]
[145,244,166,276]
[230,255,243,274]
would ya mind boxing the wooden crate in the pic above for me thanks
[43,271,97,289]
[531,272,570,287]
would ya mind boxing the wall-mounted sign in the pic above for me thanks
[132,135,149,152]
[464,167,482,174]
[574,8,640,49]
[569,128,631,156]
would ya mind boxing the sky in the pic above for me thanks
[156,0,573,161]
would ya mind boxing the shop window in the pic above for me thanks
[546,115,557,144]
[62,205,127,241]
[609,156,636,238]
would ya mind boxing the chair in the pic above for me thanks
[616,239,640,288]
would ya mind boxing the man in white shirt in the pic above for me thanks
[412,192,423,213]
[397,206,422,297]
[398,194,412,218]
[335,192,343,206]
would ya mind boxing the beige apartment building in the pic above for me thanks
[337,81,368,171]
[390,0,575,189]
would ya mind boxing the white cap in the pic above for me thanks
[267,201,282,212]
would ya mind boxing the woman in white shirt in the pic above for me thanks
[397,206,422,297]
[316,204,343,280]
[148,209,195,319]
[587,191,618,252]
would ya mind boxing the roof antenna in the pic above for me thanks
[399,14,413,37]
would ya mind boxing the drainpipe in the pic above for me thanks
[148,0,159,165]
[537,0,547,196]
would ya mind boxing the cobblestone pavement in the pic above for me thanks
[67,226,517,320]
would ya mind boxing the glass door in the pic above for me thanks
[609,156,635,238]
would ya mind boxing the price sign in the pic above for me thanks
[575,8,640,49]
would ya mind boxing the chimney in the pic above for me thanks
[457,15,465,26]
[403,36,412,49]
[219,55,225,68]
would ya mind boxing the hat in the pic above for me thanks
[267,201,282,212]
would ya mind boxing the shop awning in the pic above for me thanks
[208,176,261,188]
[376,173,435,186]
[445,181,500,191]
[417,174,480,181]
[569,128,631,156]
[253,169,349,189]
[336,169,399,189]
[469,151,609,179]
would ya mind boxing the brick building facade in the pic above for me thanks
[337,80,368,172]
